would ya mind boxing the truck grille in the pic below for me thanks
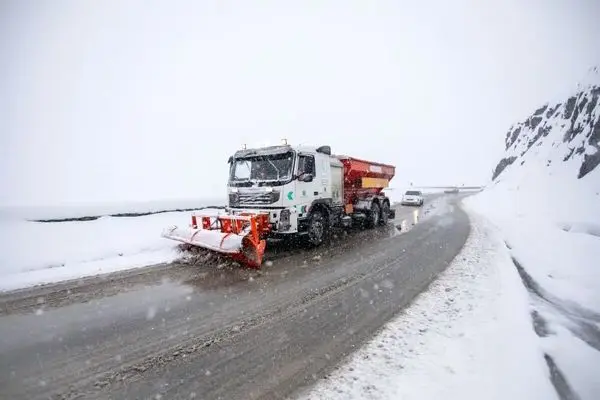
[230,191,280,206]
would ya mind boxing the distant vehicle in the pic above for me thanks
[444,187,459,194]
[401,190,424,206]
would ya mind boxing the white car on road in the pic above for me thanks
[401,190,424,206]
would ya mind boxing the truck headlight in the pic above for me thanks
[229,193,239,206]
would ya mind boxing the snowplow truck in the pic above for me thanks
[161,143,396,268]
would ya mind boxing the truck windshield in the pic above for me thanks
[405,191,421,195]
[230,152,294,183]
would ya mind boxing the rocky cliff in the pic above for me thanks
[492,66,600,181]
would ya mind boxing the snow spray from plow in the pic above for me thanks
[161,211,270,268]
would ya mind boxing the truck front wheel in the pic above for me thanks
[307,210,327,246]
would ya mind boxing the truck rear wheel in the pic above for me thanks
[307,210,327,246]
[366,202,380,228]
[380,202,390,225]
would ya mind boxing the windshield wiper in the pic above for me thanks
[266,159,281,180]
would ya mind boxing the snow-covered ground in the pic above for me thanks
[466,173,600,316]
[464,167,600,400]
[297,210,557,400]
[299,188,599,400]
[0,207,224,292]
[464,200,600,400]
[464,68,600,399]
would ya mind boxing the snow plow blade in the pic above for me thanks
[162,212,270,268]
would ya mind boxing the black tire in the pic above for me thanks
[307,210,327,246]
[379,201,390,225]
[366,202,380,228]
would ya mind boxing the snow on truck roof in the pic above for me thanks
[231,144,394,169]
[232,144,328,158]
[233,144,292,158]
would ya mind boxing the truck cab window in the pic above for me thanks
[298,155,315,176]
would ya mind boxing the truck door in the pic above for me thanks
[296,153,317,213]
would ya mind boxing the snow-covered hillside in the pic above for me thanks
[467,66,600,400]
[492,65,600,192]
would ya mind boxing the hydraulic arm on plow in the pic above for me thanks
[162,143,396,268]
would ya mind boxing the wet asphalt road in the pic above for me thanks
[0,194,470,400]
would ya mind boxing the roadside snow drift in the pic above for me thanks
[0,207,224,292]
[466,66,600,399]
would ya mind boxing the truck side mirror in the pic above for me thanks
[299,173,313,182]
[228,156,233,164]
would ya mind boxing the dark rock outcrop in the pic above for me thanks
[579,151,600,179]
[564,96,577,119]
[546,103,561,119]
[534,104,548,116]
[588,115,600,146]
[506,126,522,150]
[492,157,517,180]
[587,94,598,118]
[527,116,543,131]
[493,68,599,181]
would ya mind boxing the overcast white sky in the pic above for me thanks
[1,0,599,206]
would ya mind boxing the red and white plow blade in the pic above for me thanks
[161,226,245,253]
[161,211,270,268]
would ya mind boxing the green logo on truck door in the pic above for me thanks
[287,191,294,200]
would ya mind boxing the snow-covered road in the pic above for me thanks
[297,208,558,400]
[0,195,469,399]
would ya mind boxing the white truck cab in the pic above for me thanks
[227,144,343,243]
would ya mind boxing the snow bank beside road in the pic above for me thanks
[462,68,600,399]
[297,213,555,400]
[465,167,600,315]
[465,173,600,399]
[0,208,224,292]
